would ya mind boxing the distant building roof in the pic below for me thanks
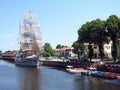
[2,51,17,57]
[54,46,73,52]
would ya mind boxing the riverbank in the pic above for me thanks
[40,60,92,68]
[0,56,14,62]
[1,56,120,73]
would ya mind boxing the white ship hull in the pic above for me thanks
[15,55,39,67]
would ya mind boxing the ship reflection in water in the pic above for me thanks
[18,67,41,90]
[0,60,120,90]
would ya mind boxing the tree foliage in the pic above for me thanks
[78,22,93,44]
[106,15,120,61]
[72,41,86,59]
[0,50,2,56]
[78,19,109,61]
[77,15,120,61]
[43,43,54,57]
[89,19,108,60]
[56,44,63,49]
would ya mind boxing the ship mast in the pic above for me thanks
[19,11,42,55]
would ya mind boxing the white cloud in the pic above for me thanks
[0,34,13,38]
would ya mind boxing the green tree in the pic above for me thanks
[90,19,109,60]
[0,50,2,56]
[56,44,63,49]
[43,43,54,57]
[78,19,110,61]
[78,21,94,61]
[72,41,86,59]
[106,15,120,61]
[78,22,93,44]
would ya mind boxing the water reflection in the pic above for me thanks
[1,60,120,90]
[74,74,120,90]
[18,67,41,90]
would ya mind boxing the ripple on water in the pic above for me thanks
[105,79,120,84]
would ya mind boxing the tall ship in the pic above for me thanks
[15,11,43,67]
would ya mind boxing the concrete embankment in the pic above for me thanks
[40,60,93,68]
[0,56,15,62]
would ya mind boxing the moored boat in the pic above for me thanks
[116,74,120,79]
[102,72,117,79]
[66,65,87,73]
[15,54,40,67]
[15,11,43,67]
[91,71,104,77]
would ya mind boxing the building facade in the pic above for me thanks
[85,42,112,59]
[54,45,75,58]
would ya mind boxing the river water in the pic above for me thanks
[0,60,120,90]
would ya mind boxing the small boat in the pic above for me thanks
[87,67,97,71]
[66,66,87,73]
[85,66,97,75]
[102,72,116,79]
[116,74,120,79]
[66,65,74,71]
[15,11,43,67]
[68,68,85,73]
[91,71,104,77]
